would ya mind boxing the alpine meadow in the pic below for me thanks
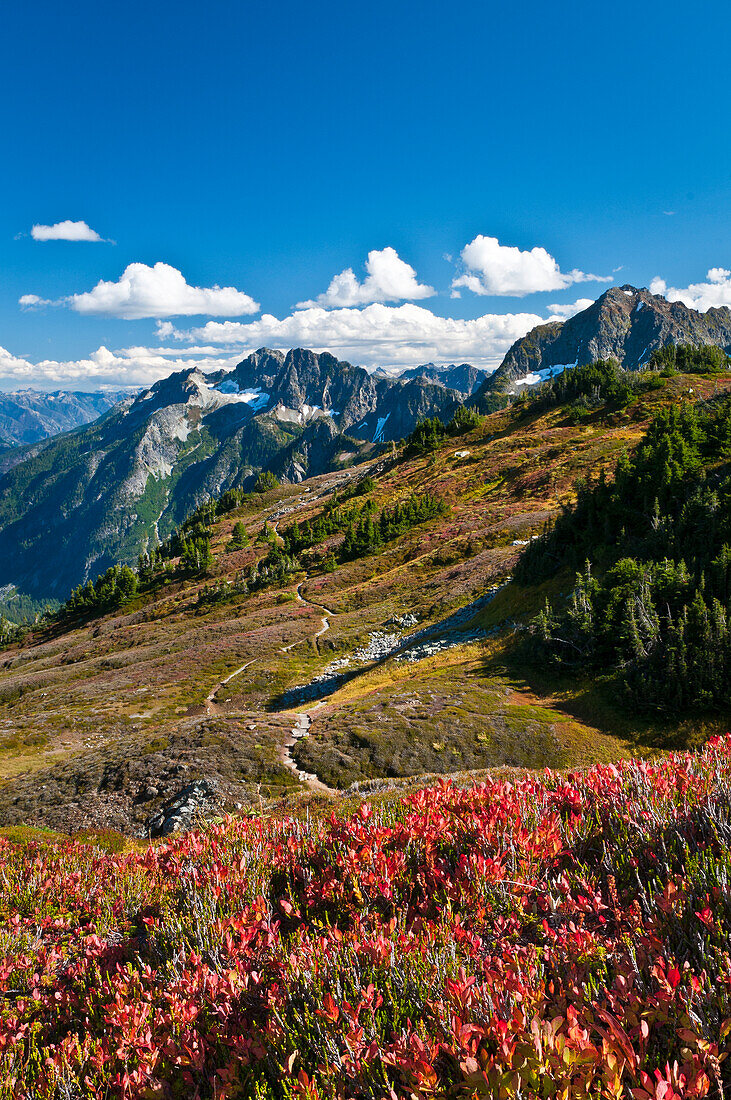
[2,2,731,1096]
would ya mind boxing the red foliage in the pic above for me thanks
[2,737,731,1097]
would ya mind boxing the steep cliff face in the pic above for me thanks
[479,286,731,395]
[0,349,464,598]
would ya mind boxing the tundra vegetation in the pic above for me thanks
[0,360,730,855]
[0,354,731,1096]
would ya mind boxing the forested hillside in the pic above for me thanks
[520,351,731,713]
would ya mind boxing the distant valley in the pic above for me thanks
[0,350,470,602]
[0,388,126,468]
[1,348,729,836]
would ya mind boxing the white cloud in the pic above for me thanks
[65,262,260,319]
[650,268,731,312]
[0,344,239,390]
[173,301,545,370]
[3,294,554,389]
[297,247,435,309]
[452,235,611,297]
[19,294,56,309]
[31,220,105,242]
[547,297,595,320]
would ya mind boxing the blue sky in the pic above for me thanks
[2,0,730,388]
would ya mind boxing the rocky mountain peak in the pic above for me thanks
[479,285,731,394]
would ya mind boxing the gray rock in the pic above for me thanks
[143,778,221,838]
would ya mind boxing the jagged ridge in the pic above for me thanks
[478,285,731,395]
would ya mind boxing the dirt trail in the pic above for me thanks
[205,660,257,712]
[204,583,336,792]
[289,582,334,651]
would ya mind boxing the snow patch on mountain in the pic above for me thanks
[274,403,329,425]
[373,413,390,442]
[197,379,270,412]
[513,362,575,388]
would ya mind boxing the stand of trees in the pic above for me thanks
[244,490,448,596]
[52,487,258,627]
[513,358,665,422]
[62,565,139,618]
[649,343,730,374]
[405,405,482,456]
[520,391,731,713]
[137,488,253,584]
[228,521,250,550]
[513,347,729,424]
[0,615,24,647]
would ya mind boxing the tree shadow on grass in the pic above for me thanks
[478,641,723,755]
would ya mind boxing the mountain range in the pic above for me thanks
[0,389,125,456]
[0,348,461,600]
[1,285,730,605]
[372,362,488,395]
[2,359,730,838]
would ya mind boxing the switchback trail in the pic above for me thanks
[204,583,337,792]
[291,582,334,652]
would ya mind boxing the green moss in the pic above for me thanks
[0,825,61,846]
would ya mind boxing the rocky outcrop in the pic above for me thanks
[143,778,222,838]
[479,286,731,395]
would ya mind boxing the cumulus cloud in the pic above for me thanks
[64,262,260,319]
[297,247,435,309]
[547,297,595,320]
[0,343,240,390]
[19,294,56,309]
[452,235,611,297]
[3,296,553,388]
[172,302,545,370]
[31,220,105,242]
[650,268,731,312]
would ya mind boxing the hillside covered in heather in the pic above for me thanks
[1,736,731,1097]
[1,355,730,838]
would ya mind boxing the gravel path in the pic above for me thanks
[204,583,337,792]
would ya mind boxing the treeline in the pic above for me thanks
[137,487,254,584]
[514,347,729,423]
[136,478,279,584]
[0,590,58,629]
[279,487,445,559]
[405,405,482,456]
[0,615,24,647]
[54,486,260,626]
[62,564,139,618]
[514,358,664,421]
[649,343,729,374]
[341,493,447,559]
[520,392,731,712]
